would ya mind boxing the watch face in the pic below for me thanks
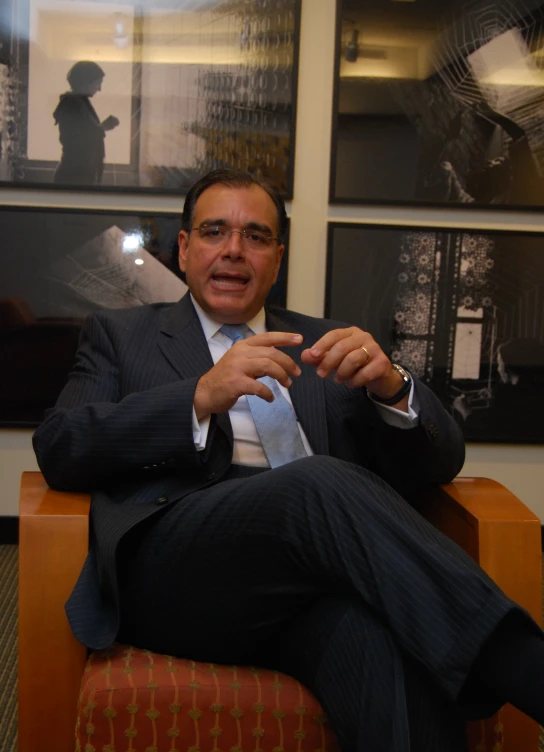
[392,364,410,381]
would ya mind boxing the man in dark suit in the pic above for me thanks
[33,169,544,751]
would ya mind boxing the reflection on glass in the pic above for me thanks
[0,206,289,426]
[333,0,544,207]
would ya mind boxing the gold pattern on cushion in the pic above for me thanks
[76,644,339,752]
[468,714,504,752]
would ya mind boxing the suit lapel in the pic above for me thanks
[158,294,233,444]
[266,309,329,456]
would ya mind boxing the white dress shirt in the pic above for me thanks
[190,295,419,467]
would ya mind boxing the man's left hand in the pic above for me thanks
[301,326,404,400]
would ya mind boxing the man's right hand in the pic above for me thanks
[194,331,303,420]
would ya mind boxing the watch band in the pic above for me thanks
[368,364,412,406]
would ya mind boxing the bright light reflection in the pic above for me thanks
[134,258,144,266]
[123,233,143,252]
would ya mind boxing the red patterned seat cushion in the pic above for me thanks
[76,644,340,752]
[76,643,504,752]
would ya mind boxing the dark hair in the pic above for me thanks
[181,168,287,243]
[67,61,105,91]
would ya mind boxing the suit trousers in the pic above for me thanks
[116,456,521,751]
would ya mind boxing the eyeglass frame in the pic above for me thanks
[189,222,279,249]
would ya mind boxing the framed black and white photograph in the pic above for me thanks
[326,222,544,443]
[331,0,544,209]
[0,205,289,427]
[0,0,300,195]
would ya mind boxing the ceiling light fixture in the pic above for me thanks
[345,29,359,63]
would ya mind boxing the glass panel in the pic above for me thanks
[332,0,544,208]
[1,0,299,194]
[0,206,288,426]
[327,222,544,442]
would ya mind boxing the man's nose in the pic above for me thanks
[222,230,245,257]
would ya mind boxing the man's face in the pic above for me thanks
[178,183,284,324]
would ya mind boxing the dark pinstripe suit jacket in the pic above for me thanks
[33,293,465,649]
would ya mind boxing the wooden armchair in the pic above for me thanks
[19,472,542,752]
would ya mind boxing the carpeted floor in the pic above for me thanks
[1,543,543,751]
[0,545,17,752]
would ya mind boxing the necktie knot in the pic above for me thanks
[220,324,249,344]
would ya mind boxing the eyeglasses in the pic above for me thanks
[191,224,278,251]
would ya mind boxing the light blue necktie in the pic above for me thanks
[220,324,308,468]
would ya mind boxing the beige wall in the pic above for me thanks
[1,0,543,518]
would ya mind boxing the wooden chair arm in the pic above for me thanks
[420,477,542,624]
[420,477,543,752]
[19,471,91,752]
[18,473,543,752]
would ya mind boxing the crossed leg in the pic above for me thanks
[116,456,532,749]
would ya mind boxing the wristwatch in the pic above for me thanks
[368,363,412,406]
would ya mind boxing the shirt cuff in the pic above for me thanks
[192,407,211,450]
[370,379,420,429]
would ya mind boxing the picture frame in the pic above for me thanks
[326,222,544,443]
[0,205,289,427]
[330,0,544,210]
[0,0,301,197]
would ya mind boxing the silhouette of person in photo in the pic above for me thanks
[466,101,544,206]
[426,100,544,206]
[53,61,120,186]
[491,337,544,439]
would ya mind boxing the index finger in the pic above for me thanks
[246,331,303,347]
[308,327,355,358]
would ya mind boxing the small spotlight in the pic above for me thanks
[134,258,144,266]
[113,12,130,49]
[345,29,359,63]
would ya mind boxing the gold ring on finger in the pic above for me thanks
[360,345,370,366]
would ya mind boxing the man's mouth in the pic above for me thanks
[211,274,249,289]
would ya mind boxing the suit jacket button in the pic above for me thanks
[156,496,169,505]
[206,472,216,481]
[426,421,439,441]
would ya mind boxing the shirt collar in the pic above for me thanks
[190,293,266,341]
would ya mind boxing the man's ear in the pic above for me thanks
[272,243,285,283]
[178,230,189,272]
